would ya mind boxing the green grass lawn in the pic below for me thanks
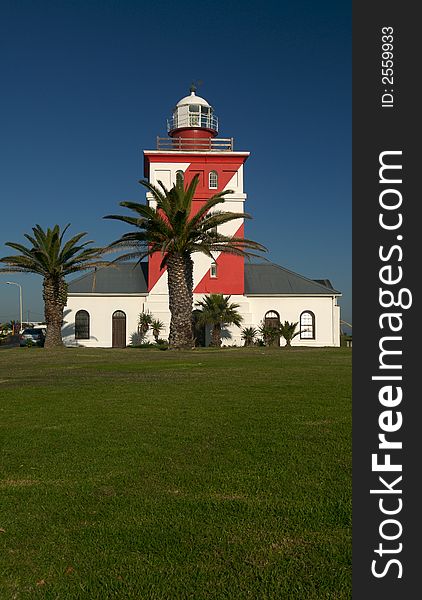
[0,347,351,599]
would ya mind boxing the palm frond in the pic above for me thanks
[187,190,234,229]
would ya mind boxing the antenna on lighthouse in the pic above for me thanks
[190,80,203,94]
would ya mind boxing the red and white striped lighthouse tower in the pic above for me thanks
[143,86,250,306]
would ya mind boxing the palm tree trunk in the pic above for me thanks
[167,254,194,349]
[43,276,67,348]
[212,323,222,347]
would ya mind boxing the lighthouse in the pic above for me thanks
[65,88,342,348]
[143,87,250,302]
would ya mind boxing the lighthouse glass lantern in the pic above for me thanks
[164,87,220,151]
[167,88,218,134]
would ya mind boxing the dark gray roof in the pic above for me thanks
[68,263,148,294]
[313,278,335,290]
[68,261,340,296]
[244,263,340,295]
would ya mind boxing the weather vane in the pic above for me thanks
[190,80,203,93]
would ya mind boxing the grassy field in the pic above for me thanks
[0,347,351,599]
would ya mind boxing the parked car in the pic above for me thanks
[19,328,46,347]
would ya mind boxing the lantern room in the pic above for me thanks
[156,86,233,151]
[167,86,218,136]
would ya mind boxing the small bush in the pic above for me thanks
[130,332,146,346]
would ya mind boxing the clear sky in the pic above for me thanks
[0,0,352,329]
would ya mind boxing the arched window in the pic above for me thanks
[75,310,90,339]
[175,170,184,184]
[300,311,315,339]
[209,170,218,189]
[264,310,280,328]
[210,261,217,278]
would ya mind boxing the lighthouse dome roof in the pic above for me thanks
[176,90,212,108]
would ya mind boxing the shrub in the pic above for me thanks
[130,332,145,346]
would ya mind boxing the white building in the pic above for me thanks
[64,88,341,348]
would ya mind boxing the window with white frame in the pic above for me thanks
[210,261,217,278]
[75,310,90,340]
[209,170,218,189]
[188,104,200,126]
[300,311,315,339]
[200,105,210,127]
[188,104,212,128]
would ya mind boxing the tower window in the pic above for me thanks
[210,261,217,278]
[75,310,90,340]
[189,104,200,126]
[209,171,218,189]
[201,106,209,127]
[188,104,212,128]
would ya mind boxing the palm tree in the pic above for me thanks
[7,320,18,335]
[151,318,165,343]
[0,224,104,348]
[137,310,152,341]
[241,326,258,347]
[195,294,243,347]
[104,173,266,349]
[258,321,280,347]
[279,321,300,347]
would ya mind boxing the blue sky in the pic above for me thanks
[0,0,351,328]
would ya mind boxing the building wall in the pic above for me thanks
[246,296,341,347]
[145,152,248,296]
[188,294,340,347]
[63,295,147,347]
[64,293,340,348]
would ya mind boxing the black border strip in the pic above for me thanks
[353,1,418,596]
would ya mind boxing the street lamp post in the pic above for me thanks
[5,281,23,333]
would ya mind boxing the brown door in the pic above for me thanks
[264,311,280,346]
[112,310,126,348]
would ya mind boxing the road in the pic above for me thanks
[0,335,19,349]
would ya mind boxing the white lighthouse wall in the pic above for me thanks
[148,162,191,188]
[224,165,244,194]
[147,161,245,195]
